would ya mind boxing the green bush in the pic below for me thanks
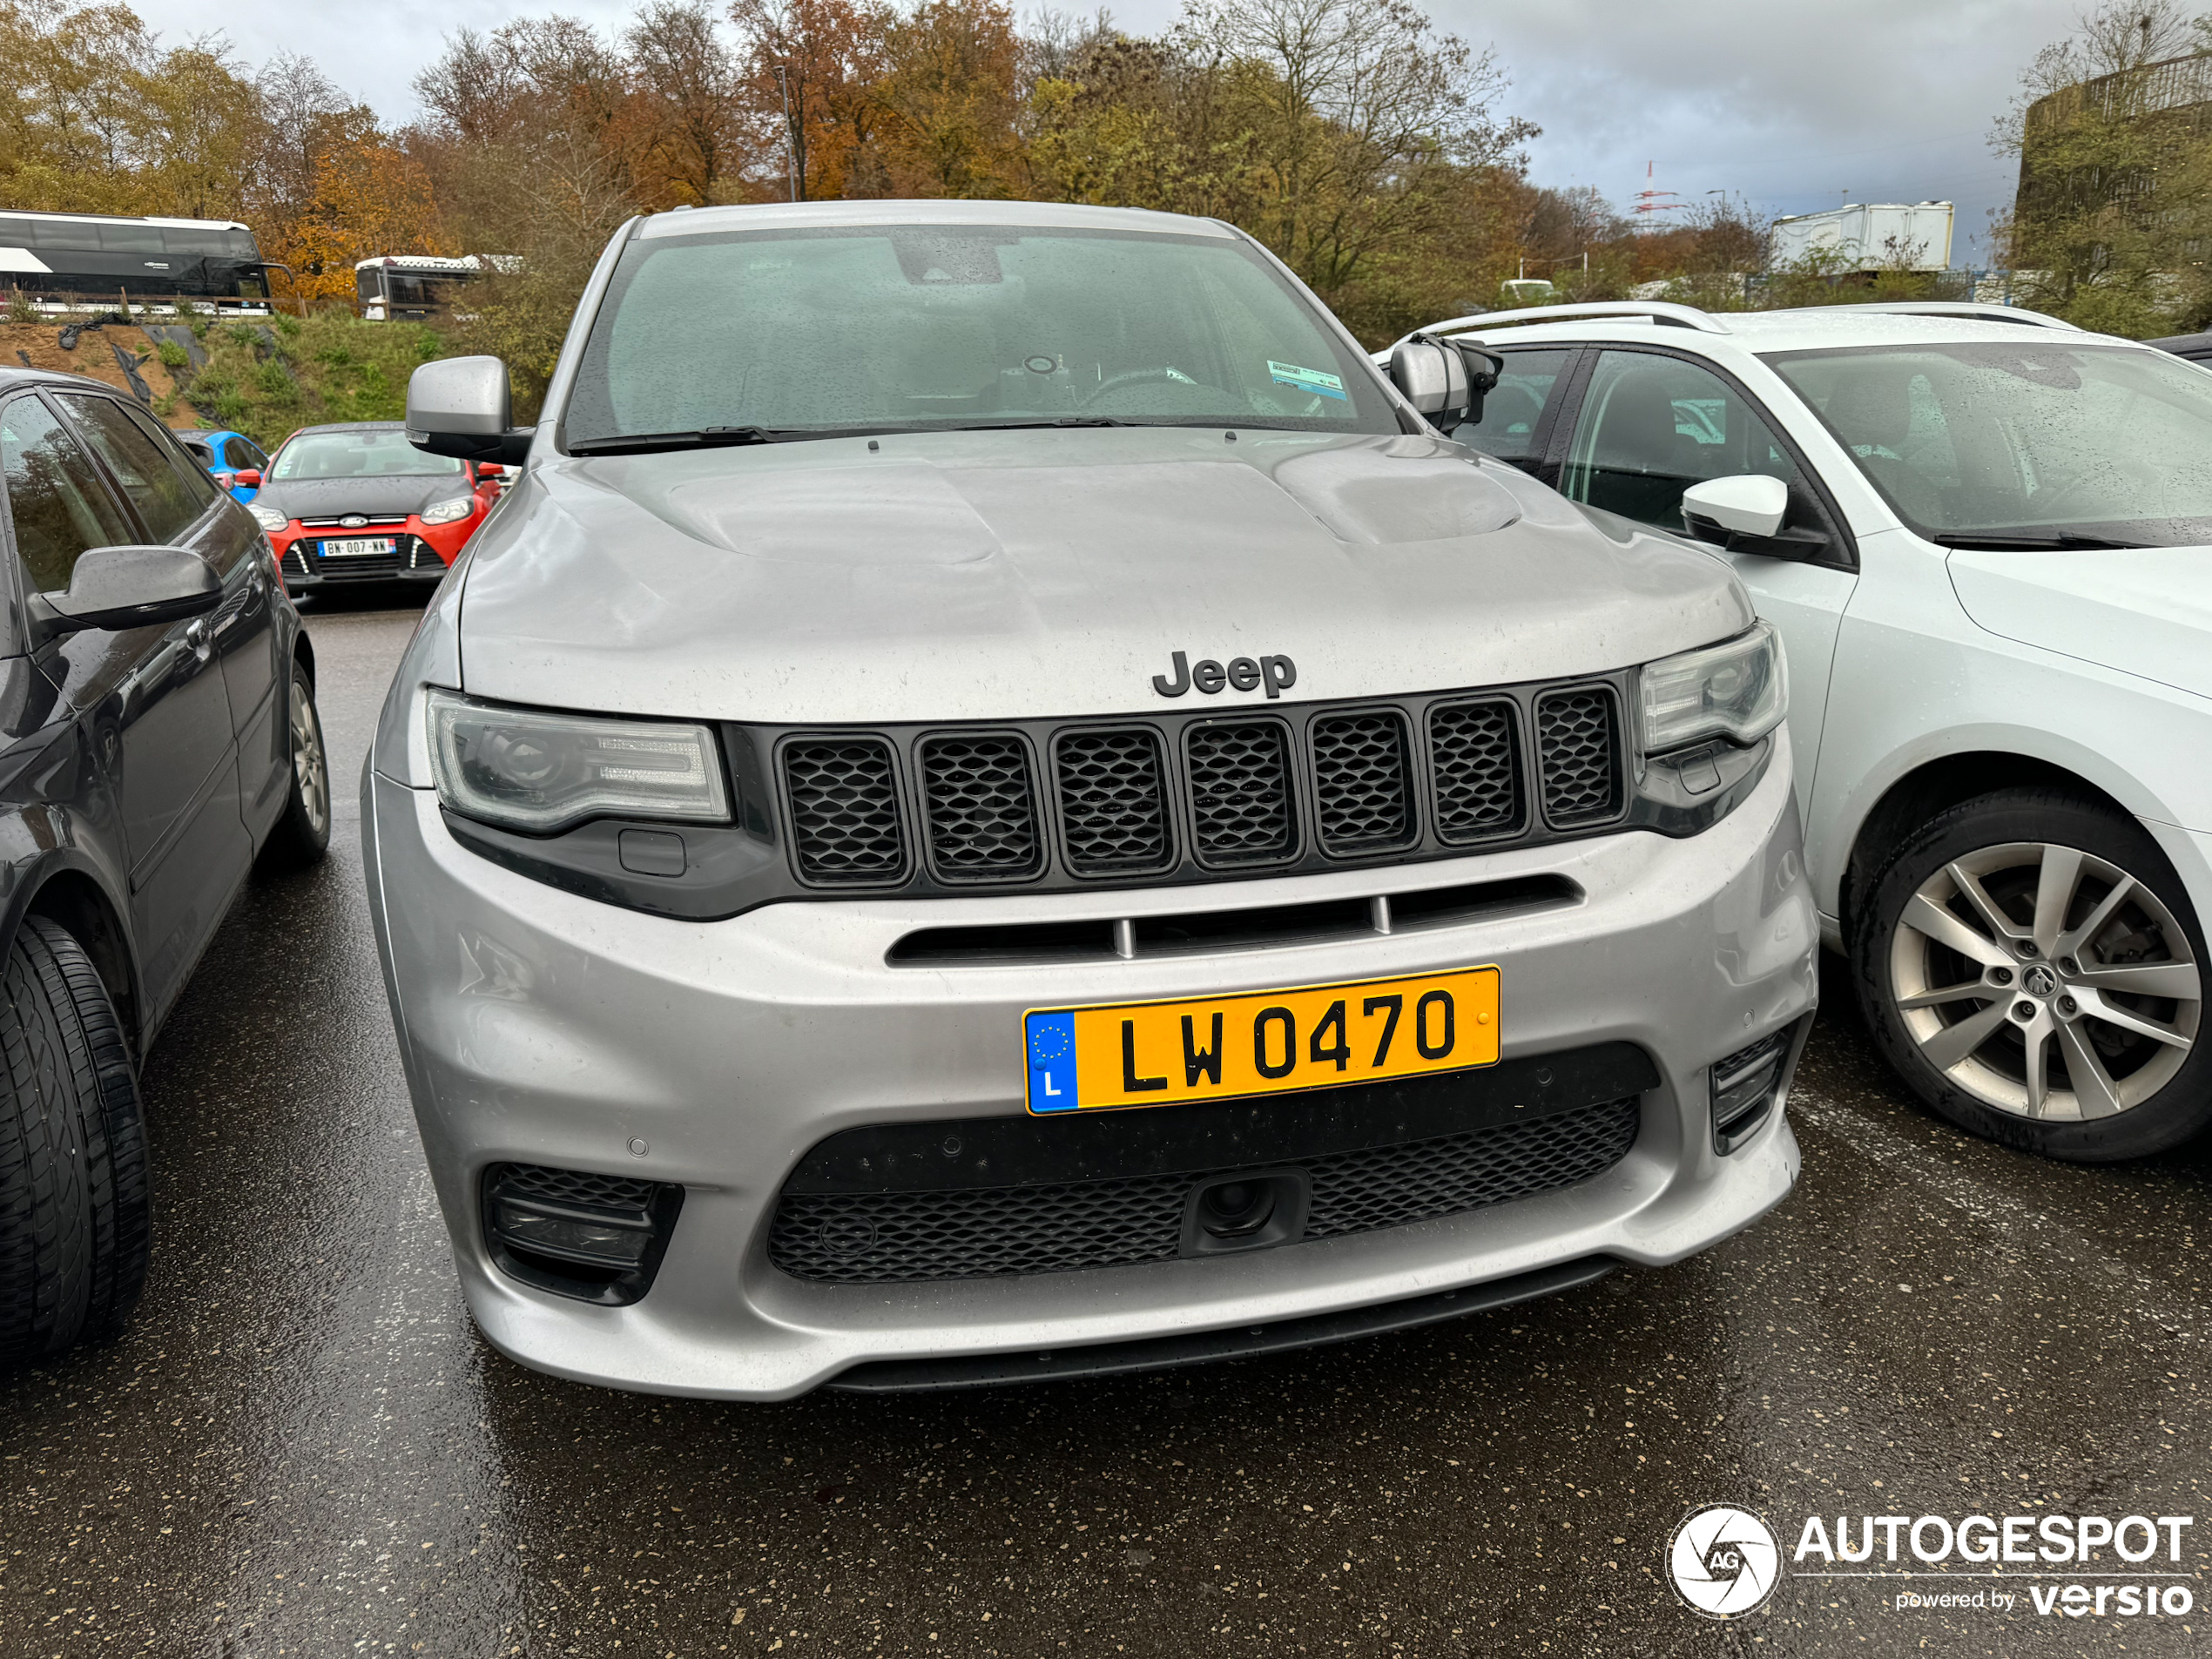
[153,340,190,369]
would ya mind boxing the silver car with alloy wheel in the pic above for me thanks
[362,200,1817,1399]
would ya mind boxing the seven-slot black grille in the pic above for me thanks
[767,1095,1640,1283]
[1311,710,1415,853]
[772,674,1634,893]
[785,738,907,881]
[1428,699,1522,842]
[1536,688,1623,825]
[1055,729,1172,873]
[920,734,1042,880]
[1186,722,1295,865]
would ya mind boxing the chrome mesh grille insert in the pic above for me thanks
[1536,689,1622,825]
[1311,711,1413,853]
[919,734,1042,880]
[1185,722,1294,864]
[766,1096,1640,1283]
[1055,728,1171,873]
[1428,698,1521,842]
[784,738,906,883]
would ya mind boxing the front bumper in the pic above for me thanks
[364,731,1818,1399]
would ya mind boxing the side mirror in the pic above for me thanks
[1388,338,1469,423]
[1681,474,1832,560]
[1683,475,1789,540]
[1387,337,1505,429]
[233,468,262,489]
[475,462,504,477]
[33,544,222,636]
[407,355,535,465]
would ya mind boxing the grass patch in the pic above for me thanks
[183,310,449,448]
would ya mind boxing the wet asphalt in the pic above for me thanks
[3,599,2210,1659]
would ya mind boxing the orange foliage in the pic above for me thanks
[271,127,452,303]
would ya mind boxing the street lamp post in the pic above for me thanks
[774,64,800,203]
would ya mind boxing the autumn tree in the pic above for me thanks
[624,0,752,206]
[729,0,893,200]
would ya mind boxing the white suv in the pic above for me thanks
[1388,300,2211,1162]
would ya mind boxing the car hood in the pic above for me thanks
[256,473,470,521]
[455,428,1753,724]
[1946,543,2212,702]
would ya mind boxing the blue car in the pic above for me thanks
[172,428,270,502]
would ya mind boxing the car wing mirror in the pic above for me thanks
[32,544,222,637]
[407,355,535,466]
[1387,336,1504,429]
[233,468,262,488]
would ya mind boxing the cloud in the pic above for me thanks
[1446,0,2086,261]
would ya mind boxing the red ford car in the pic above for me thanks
[250,420,502,591]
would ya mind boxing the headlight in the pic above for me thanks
[249,503,288,532]
[1638,622,1786,753]
[426,690,731,834]
[420,496,475,526]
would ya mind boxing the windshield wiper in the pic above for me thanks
[1932,531,2154,550]
[568,426,799,455]
[941,417,1138,431]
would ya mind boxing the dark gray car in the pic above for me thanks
[0,368,330,1365]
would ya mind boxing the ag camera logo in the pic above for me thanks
[1669,1503,1780,1618]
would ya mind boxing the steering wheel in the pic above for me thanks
[1081,368,1210,408]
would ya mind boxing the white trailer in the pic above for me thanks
[1768,202,1954,273]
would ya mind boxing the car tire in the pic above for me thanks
[1852,787,2210,1162]
[0,917,150,1365]
[257,659,331,873]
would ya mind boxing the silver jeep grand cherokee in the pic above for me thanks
[365,199,1816,1399]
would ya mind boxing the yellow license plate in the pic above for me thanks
[1023,965,1501,1115]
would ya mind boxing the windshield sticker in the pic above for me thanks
[1268,361,1347,401]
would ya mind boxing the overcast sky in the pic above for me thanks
[131,0,2084,266]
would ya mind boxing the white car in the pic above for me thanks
[1385,300,2211,1162]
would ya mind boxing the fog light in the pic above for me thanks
[481,1163,684,1305]
[490,1197,652,1267]
[1710,1027,1794,1154]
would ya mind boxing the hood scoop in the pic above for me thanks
[668,464,1001,566]
[1270,442,1521,545]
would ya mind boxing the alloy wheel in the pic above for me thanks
[1889,840,2200,1120]
[290,678,330,838]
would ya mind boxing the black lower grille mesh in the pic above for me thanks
[785,738,906,882]
[1186,722,1293,864]
[1055,729,1171,873]
[1536,689,1622,825]
[767,1096,1640,1283]
[491,1163,658,1211]
[920,734,1042,880]
[1429,698,1521,841]
[1312,711,1413,852]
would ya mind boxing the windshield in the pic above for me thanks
[1766,341,2212,546]
[562,223,1398,446]
[271,429,462,481]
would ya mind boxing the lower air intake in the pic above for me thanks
[767,1096,1639,1283]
